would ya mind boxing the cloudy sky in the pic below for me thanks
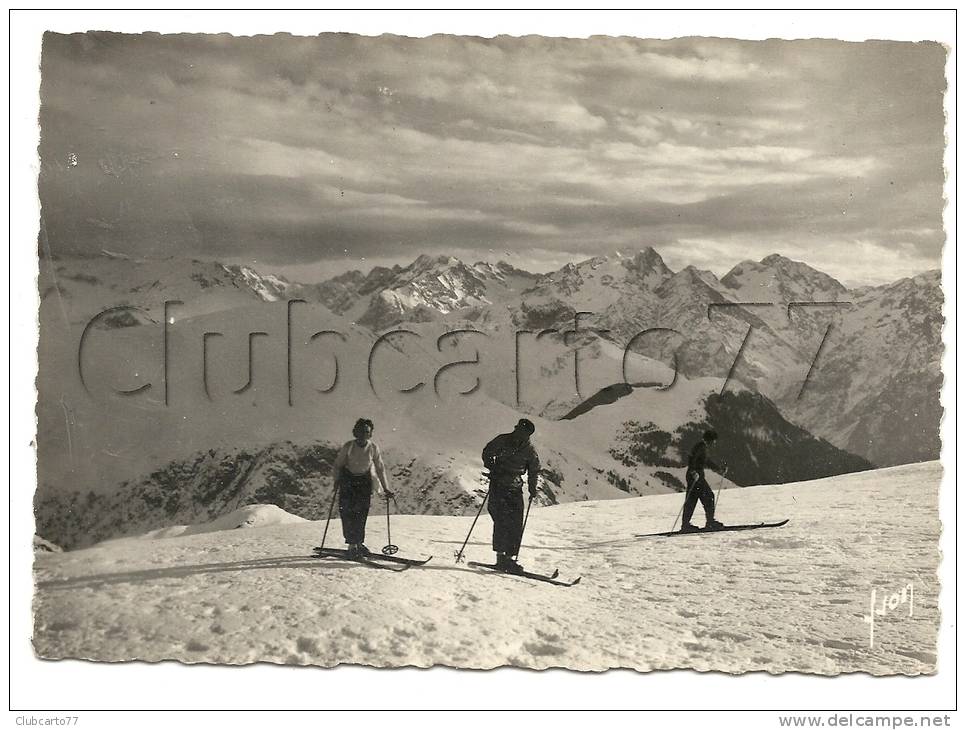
[39,32,946,285]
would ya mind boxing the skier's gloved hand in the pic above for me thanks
[528,486,538,500]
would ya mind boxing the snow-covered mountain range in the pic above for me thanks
[295,246,941,467]
[304,254,538,330]
[40,251,295,324]
[35,247,939,548]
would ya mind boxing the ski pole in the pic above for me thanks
[382,493,399,556]
[714,466,728,513]
[515,494,534,560]
[320,480,340,550]
[455,476,490,564]
[669,500,686,534]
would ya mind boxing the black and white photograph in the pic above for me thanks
[11,9,956,717]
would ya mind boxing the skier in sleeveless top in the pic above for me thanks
[681,429,725,532]
[332,418,393,556]
[482,418,541,574]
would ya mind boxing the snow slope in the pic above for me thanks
[125,505,308,541]
[33,462,940,675]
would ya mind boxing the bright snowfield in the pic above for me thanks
[33,462,940,675]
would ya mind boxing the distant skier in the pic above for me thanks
[332,418,394,557]
[481,418,541,575]
[681,429,725,532]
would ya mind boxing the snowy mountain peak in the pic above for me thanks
[470,260,536,283]
[666,264,721,289]
[353,255,509,329]
[470,261,504,279]
[221,264,292,302]
[760,253,794,266]
[312,254,541,329]
[721,254,847,302]
[758,253,842,284]
[622,247,674,281]
[409,253,462,273]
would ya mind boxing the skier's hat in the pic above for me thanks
[515,418,536,435]
[703,429,718,442]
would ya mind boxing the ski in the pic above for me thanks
[365,552,433,567]
[310,547,410,572]
[634,519,790,538]
[467,561,581,587]
[313,546,432,567]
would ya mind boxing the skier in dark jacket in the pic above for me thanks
[681,429,725,532]
[482,418,541,574]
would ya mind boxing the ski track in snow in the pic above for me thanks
[33,463,941,675]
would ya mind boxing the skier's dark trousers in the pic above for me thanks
[487,480,525,556]
[338,468,372,545]
[482,419,541,574]
[682,430,724,530]
[331,418,394,556]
